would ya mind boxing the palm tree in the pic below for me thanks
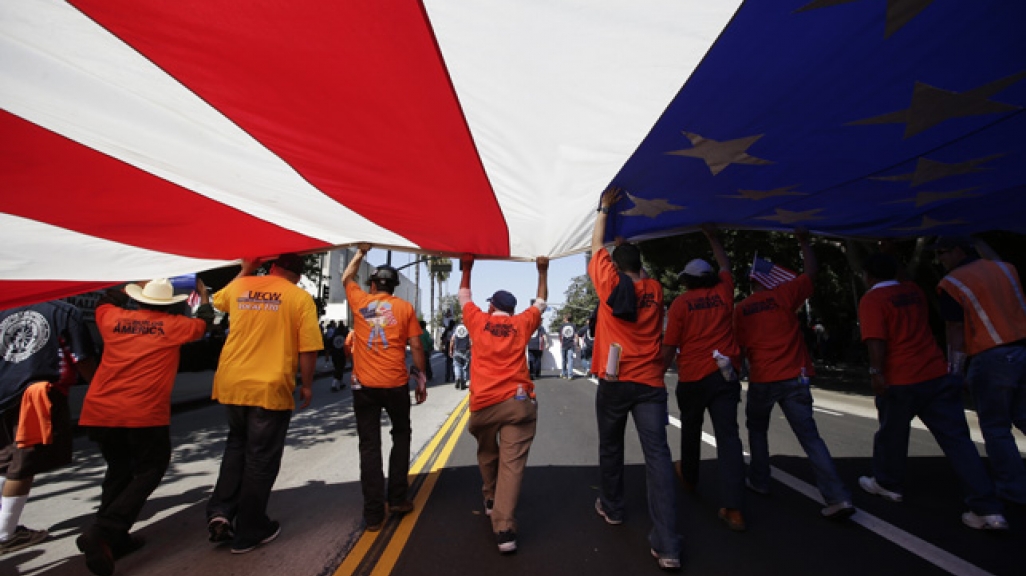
[428,257,452,333]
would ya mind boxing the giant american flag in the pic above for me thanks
[2,0,1024,309]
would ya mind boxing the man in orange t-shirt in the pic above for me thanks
[77,278,212,575]
[458,253,547,554]
[590,187,679,571]
[858,252,1006,530]
[342,244,427,532]
[662,225,746,532]
[735,231,853,520]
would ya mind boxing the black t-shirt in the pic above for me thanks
[559,323,576,349]
[329,325,349,353]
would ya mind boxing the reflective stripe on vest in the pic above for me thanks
[942,260,1026,355]
[996,261,1026,313]
[944,274,1002,345]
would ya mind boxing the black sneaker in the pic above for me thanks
[496,529,517,554]
[594,498,623,525]
[75,529,114,576]
[0,525,48,555]
[207,516,235,544]
[484,499,494,517]
[111,534,146,560]
[231,521,281,554]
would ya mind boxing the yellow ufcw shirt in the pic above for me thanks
[212,275,323,410]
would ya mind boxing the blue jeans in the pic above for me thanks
[207,406,292,545]
[967,343,1026,503]
[596,379,680,559]
[454,356,469,383]
[746,379,850,504]
[562,348,575,377]
[676,371,745,509]
[873,375,1002,515]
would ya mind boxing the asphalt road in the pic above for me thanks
[2,358,1023,576]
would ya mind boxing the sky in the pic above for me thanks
[383,251,590,324]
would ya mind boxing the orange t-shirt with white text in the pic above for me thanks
[462,302,541,412]
[665,271,739,382]
[587,249,666,387]
[859,281,947,385]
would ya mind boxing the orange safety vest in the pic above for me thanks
[938,259,1026,356]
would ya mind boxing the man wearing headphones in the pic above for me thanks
[342,244,428,532]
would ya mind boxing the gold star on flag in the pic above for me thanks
[720,186,806,201]
[796,0,936,38]
[666,132,772,176]
[849,72,1026,138]
[892,216,965,231]
[885,188,979,208]
[755,208,826,224]
[619,193,685,219]
[872,155,1003,187]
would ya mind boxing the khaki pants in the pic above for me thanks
[468,397,538,533]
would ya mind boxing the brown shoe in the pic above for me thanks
[388,500,415,515]
[365,519,385,532]
[718,508,746,532]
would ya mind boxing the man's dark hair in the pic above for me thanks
[611,243,642,274]
[680,273,721,290]
[863,252,899,282]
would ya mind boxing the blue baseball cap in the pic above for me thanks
[487,290,517,314]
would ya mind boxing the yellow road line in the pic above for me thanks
[334,395,470,576]
[371,407,471,576]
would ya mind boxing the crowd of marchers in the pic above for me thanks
[1,188,1024,574]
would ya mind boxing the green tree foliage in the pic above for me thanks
[549,273,599,330]
[433,293,462,331]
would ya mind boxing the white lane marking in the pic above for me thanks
[587,375,996,576]
[813,406,844,416]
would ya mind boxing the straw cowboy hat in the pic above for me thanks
[125,278,189,306]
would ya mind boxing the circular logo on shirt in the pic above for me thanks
[561,326,575,339]
[0,310,51,363]
[332,335,346,349]
[455,325,468,338]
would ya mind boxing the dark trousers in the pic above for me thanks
[88,426,171,543]
[676,371,746,509]
[207,405,292,545]
[330,350,347,380]
[353,386,412,524]
[528,350,543,378]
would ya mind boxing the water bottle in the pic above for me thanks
[713,350,736,381]
[798,367,810,385]
[515,383,527,401]
[606,343,622,381]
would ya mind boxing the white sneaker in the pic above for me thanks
[962,511,1009,530]
[858,476,903,503]
[821,501,856,520]
[650,548,682,571]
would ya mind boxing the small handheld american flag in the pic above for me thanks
[750,255,797,290]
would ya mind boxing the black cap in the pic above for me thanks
[273,253,305,276]
[367,265,400,287]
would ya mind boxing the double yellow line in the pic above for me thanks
[335,395,471,576]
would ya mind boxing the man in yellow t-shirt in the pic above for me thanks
[343,244,427,532]
[206,254,323,554]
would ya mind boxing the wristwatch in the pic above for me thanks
[868,367,882,376]
[597,206,610,214]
